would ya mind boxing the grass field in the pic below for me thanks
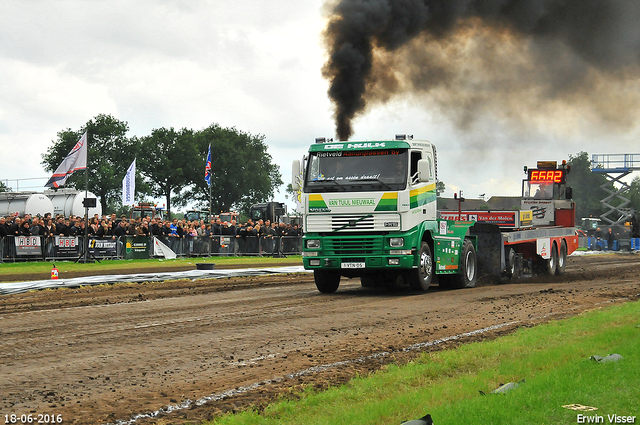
[207,301,639,425]
[0,256,302,281]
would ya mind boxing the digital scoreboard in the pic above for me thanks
[527,169,567,184]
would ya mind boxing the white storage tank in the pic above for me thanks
[44,189,102,218]
[0,192,55,217]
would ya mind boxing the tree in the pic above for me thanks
[436,181,445,197]
[41,114,147,214]
[176,124,283,215]
[0,181,9,192]
[628,176,640,213]
[136,127,198,219]
[566,152,615,220]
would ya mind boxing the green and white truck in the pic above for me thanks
[292,135,478,293]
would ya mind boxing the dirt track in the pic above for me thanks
[1,254,639,425]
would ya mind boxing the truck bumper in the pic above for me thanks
[302,232,418,275]
[303,253,415,273]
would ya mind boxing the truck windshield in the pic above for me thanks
[522,181,555,200]
[305,149,408,193]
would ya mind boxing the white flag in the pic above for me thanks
[153,237,176,259]
[45,132,88,188]
[122,159,136,206]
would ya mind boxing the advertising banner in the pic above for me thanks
[54,236,79,257]
[439,211,517,227]
[124,236,149,259]
[16,236,42,256]
[89,238,118,258]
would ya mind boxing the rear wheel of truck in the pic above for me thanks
[407,241,433,291]
[545,243,558,275]
[506,247,519,280]
[556,240,567,275]
[453,238,477,288]
[314,270,340,293]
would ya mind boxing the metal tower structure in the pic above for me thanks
[591,153,640,225]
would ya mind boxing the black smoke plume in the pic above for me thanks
[323,0,640,140]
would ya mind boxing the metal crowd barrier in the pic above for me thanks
[0,235,303,262]
[151,235,303,257]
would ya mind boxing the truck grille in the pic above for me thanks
[306,214,401,233]
[326,238,382,255]
[331,215,374,231]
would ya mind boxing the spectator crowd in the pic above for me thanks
[0,212,303,257]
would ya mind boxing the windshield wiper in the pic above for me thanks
[311,179,346,191]
[349,178,393,190]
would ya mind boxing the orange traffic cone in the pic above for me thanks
[51,263,59,280]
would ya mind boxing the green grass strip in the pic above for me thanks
[208,301,640,425]
[0,256,301,281]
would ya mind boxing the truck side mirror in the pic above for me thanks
[292,160,301,191]
[417,159,431,183]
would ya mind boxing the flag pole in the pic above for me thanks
[206,144,212,223]
[83,130,90,264]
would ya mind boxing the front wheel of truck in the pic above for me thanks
[314,270,341,293]
[407,241,433,291]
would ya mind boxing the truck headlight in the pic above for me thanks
[306,239,320,249]
[389,237,404,247]
[390,249,412,255]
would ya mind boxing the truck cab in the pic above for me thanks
[294,135,477,293]
[521,161,575,228]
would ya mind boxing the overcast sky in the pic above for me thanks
[1,0,639,211]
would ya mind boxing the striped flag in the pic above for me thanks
[122,159,136,206]
[205,144,212,187]
[45,132,88,188]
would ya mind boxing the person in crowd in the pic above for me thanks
[44,218,56,237]
[259,219,275,255]
[68,220,80,237]
[112,220,128,239]
[220,221,235,255]
[96,220,109,237]
[127,219,137,236]
[607,228,616,251]
[593,227,603,250]
[161,220,171,237]
[90,218,100,235]
[8,217,21,237]
[631,213,639,239]
[236,221,248,254]
[55,217,68,237]
[139,219,150,236]
[30,217,45,236]
[150,217,162,236]
[169,219,179,237]
[0,217,8,239]
[285,223,302,254]
[19,219,31,236]
[210,218,221,255]
[106,219,115,236]
[0,217,7,258]
[273,222,287,255]
[77,219,89,238]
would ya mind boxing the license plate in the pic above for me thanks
[341,262,365,269]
